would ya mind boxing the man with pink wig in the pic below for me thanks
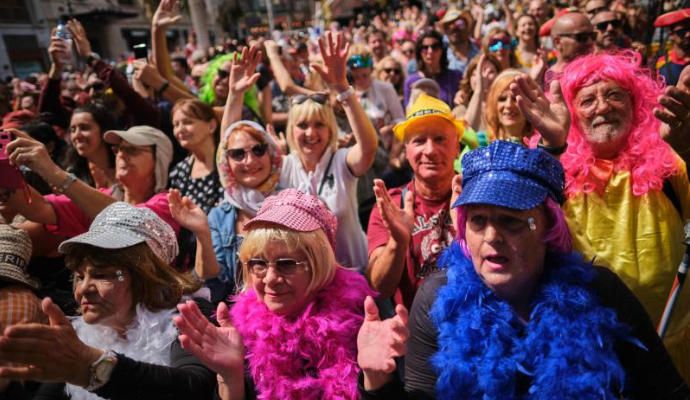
[559,53,690,381]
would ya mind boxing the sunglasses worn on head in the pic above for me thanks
[559,31,595,43]
[488,38,514,52]
[347,54,374,69]
[595,19,622,31]
[226,143,269,162]
[246,258,308,278]
[290,93,329,106]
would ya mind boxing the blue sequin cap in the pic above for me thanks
[453,141,565,210]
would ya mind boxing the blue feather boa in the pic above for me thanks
[430,242,632,399]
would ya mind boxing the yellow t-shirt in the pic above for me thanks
[564,159,690,377]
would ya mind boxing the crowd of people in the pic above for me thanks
[1,0,690,398]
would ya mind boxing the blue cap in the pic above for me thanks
[453,141,565,210]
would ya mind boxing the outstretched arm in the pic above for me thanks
[221,46,262,135]
[151,0,189,93]
[264,40,315,96]
[311,31,378,177]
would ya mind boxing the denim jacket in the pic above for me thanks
[206,201,242,304]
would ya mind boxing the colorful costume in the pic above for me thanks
[560,52,690,380]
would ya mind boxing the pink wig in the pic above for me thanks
[454,197,573,257]
[559,52,677,197]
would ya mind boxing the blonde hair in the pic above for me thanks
[286,100,339,155]
[238,225,336,295]
[65,243,201,312]
[485,69,533,140]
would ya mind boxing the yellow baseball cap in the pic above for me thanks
[393,93,464,142]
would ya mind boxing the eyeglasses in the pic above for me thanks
[420,43,443,52]
[467,214,537,234]
[595,19,622,31]
[558,31,596,44]
[245,258,309,278]
[383,68,401,75]
[402,49,415,55]
[347,54,373,69]
[290,93,329,106]
[672,27,690,37]
[575,88,630,113]
[112,144,154,157]
[216,69,230,79]
[488,38,514,52]
[226,143,269,162]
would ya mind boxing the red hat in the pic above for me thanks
[654,8,690,28]
[540,9,572,37]
[1,110,35,129]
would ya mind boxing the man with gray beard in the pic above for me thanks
[558,53,690,382]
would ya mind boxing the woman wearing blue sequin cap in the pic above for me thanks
[356,140,689,399]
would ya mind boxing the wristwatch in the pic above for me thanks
[336,86,355,103]
[84,350,117,391]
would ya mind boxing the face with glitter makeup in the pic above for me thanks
[73,260,135,332]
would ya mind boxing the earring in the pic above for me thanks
[115,269,125,282]
[527,217,537,231]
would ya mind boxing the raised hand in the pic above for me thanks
[228,46,262,96]
[67,20,92,58]
[357,296,409,390]
[473,54,492,97]
[5,129,59,178]
[152,0,182,29]
[310,31,350,92]
[48,34,69,70]
[510,74,569,148]
[656,65,690,156]
[167,189,209,235]
[528,48,547,83]
[0,298,103,386]
[266,123,287,155]
[175,301,245,380]
[373,179,414,245]
[449,174,462,229]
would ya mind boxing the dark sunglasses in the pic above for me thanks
[672,27,690,37]
[245,258,308,277]
[559,31,596,43]
[226,143,269,162]
[290,93,329,106]
[595,19,622,31]
[216,69,230,79]
[383,68,401,74]
[420,43,443,51]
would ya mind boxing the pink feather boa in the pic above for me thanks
[230,267,376,399]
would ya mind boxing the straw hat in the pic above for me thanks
[0,224,39,289]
